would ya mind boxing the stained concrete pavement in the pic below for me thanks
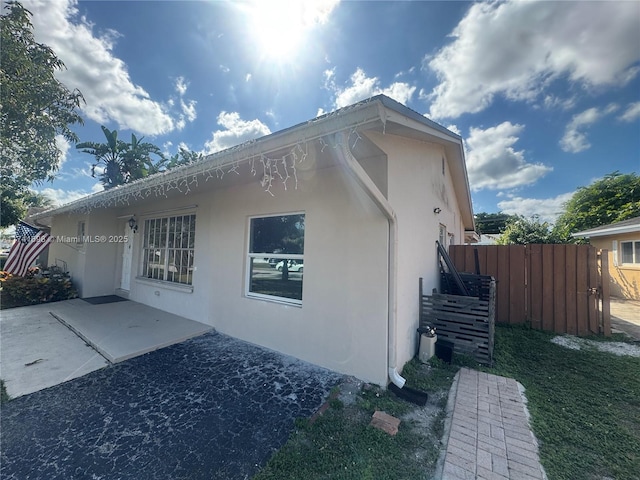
[1,331,343,480]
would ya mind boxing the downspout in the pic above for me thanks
[334,132,406,389]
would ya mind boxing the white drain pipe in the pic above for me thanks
[335,132,406,389]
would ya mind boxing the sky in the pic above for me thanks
[20,0,640,224]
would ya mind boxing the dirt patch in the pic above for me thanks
[551,335,640,357]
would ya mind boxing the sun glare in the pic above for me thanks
[247,0,337,61]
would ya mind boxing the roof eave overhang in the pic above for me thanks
[32,99,390,220]
[32,95,475,231]
[572,224,640,238]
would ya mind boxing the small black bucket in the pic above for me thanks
[435,339,454,364]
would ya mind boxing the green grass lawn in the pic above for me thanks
[488,325,640,480]
[253,358,468,480]
[253,326,639,480]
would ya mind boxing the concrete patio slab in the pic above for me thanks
[610,297,640,340]
[0,302,109,398]
[49,299,214,363]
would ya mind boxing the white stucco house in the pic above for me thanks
[33,95,477,387]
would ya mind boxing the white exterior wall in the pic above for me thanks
[56,162,391,385]
[369,132,465,371]
[48,211,121,297]
[45,124,470,386]
[205,166,389,385]
[48,213,87,296]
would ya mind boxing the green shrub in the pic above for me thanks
[0,267,77,308]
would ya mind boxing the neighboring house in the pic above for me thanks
[33,95,477,387]
[475,233,500,245]
[573,216,640,300]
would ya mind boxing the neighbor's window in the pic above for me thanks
[142,214,196,285]
[620,240,640,265]
[247,213,305,304]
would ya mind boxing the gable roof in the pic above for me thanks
[32,95,474,228]
[572,216,640,238]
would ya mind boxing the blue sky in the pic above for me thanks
[23,0,640,223]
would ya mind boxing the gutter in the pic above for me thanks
[334,131,406,389]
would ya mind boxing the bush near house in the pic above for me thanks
[0,267,77,308]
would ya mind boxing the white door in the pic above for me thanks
[120,223,133,291]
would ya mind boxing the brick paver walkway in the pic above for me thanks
[441,368,546,480]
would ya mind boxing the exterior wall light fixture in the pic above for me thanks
[128,216,138,233]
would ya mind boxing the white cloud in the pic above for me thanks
[204,111,271,154]
[445,124,461,136]
[560,104,619,153]
[180,99,197,123]
[427,1,640,119]
[619,102,640,122]
[466,122,552,191]
[543,95,576,111]
[245,73,252,82]
[38,184,102,207]
[175,77,188,96]
[24,0,175,135]
[54,135,71,169]
[330,68,416,108]
[172,76,197,129]
[560,108,599,153]
[497,192,574,224]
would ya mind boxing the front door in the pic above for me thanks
[120,223,133,291]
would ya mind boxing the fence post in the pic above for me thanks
[599,250,611,336]
[588,247,599,334]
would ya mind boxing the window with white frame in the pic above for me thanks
[142,214,196,285]
[77,221,85,245]
[620,240,640,265]
[247,213,305,304]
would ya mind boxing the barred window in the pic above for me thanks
[142,214,196,285]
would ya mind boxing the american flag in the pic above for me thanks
[3,222,52,276]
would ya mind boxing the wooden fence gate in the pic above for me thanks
[449,244,611,336]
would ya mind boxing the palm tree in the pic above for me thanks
[76,126,165,189]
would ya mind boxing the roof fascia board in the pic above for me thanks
[573,224,640,238]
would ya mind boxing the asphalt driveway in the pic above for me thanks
[1,332,343,479]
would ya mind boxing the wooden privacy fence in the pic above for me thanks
[420,277,496,365]
[449,244,611,336]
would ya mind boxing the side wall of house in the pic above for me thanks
[112,159,390,385]
[590,234,640,300]
[368,131,466,371]
[206,165,390,385]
